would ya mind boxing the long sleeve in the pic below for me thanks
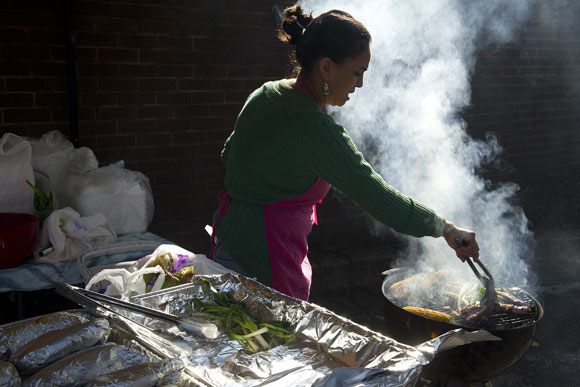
[301,115,445,237]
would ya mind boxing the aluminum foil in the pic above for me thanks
[86,358,185,386]
[0,360,21,387]
[10,318,111,375]
[23,342,153,386]
[129,274,500,387]
[0,309,200,387]
[0,310,92,360]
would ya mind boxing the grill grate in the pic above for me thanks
[389,285,540,330]
[446,288,539,330]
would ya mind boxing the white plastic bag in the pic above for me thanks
[137,244,234,277]
[0,133,34,213]
[35,207,116,264]
[85,244,233,298]
[85,265,166,299]
[60,161,154,235]
[30,130,98,210]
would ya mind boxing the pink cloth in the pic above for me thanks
[264,178,331,300]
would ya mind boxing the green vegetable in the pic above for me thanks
[142,252,195,291]
[25,179,53,211]
[192,277,295,352]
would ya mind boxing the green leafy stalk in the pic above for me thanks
[192,277,295,352]
[25,179,53,212]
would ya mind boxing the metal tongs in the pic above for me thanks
[454,237,497,303]
[465,257,498,303]
[56,283,219,339]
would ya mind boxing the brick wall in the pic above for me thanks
[463,1,580,229]
[0,0,293,253]
[1,0,579,254]
[0,1,69,136]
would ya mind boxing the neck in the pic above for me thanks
[295,74,324,110]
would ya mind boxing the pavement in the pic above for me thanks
[307,227,580,386]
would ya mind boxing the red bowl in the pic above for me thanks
[0,213,39,269]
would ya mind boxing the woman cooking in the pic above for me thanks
[210,5,479,301]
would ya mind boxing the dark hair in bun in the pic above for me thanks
[277,5,371,75]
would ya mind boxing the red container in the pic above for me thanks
[0,213,39,269]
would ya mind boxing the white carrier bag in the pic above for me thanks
[0,133,35,214]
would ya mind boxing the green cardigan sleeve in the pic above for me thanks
[302,115,445,238]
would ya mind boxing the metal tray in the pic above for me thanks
[126,273,492,387]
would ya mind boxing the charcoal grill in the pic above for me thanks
[382,267,543,384]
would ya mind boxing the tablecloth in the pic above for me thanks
[0,232,172,293]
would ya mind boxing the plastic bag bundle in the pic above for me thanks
[85,264,166,299]
[35,207,116,264]
[0,133,34,214]
[60,161,154,235]
[30,130,99,210]
[85,244,233,298]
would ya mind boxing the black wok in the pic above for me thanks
[382,267,543,384]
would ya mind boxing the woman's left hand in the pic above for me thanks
[443,221,480,262]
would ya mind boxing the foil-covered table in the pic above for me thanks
[125,274,499,387]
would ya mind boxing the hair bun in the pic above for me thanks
[277,5,314,46]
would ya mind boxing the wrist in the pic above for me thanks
[444,221,455,236]
[431,216,447,237]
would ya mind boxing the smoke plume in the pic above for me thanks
[298,0,537,287]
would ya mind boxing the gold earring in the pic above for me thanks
[323,82,330,96]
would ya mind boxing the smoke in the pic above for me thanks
[298,0,537,288]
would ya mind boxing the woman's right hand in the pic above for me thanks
[443,221,480,262]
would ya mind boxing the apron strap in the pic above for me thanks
[209,190,232,260]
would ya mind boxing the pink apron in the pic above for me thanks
[264,178,331,300]
[210,178,330,301]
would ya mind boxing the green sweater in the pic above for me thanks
[216,80,445,286]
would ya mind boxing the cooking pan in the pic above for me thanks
[382,267,543,384]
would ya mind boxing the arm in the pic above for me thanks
[303,117,443,237]
[303,117,479,261]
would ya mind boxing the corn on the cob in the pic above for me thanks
[403,306,455,324]
[388,275,421,298]
[422,269,449,286]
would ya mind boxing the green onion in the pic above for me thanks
[192,277,295,352]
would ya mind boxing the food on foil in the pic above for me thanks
[85,358,184,386]
[0,310,91,360]
[10,318,111,375]
[0,360,21,387]
[402,306,455,324]
[191,277,295,352]
[23,343,152,387]
[143,251,196,291]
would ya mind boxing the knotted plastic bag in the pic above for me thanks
[30,130,98,210]
[35,207,116,264]
[85,244,233,298]
[0,133,34,214]
[60,161,154,235]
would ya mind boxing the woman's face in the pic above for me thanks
[326,44,371,107]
